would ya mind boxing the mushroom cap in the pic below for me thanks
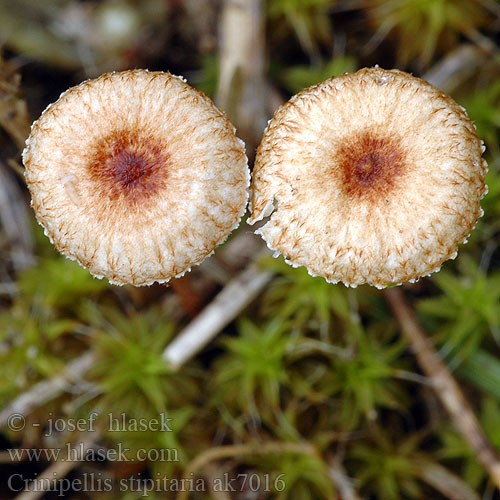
[23,70,249,286]
[249,67,487,288]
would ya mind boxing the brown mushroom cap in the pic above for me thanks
[248,67,487,288]
[23,70,249,286]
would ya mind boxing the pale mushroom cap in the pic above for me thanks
[249,67,487,288]
[23,70,249,286]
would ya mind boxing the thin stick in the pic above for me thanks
[0,162,34,271]
[216,0,267,155]
[414,459,480,500]
[1,264,272,424]
[13,434,95,500]
[328,460,362,500]
[163,261,272,369]
[422,44,487,95]
[384,287,500,489]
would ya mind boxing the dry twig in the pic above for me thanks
[384,287,500,490]
[423,44,488,94]
[0,237,271,428]
[0,162,34,272]
[0,351,96,428]
[13,434,95,500]
[414,459,480,500]
[163,259,272,368]
[328,459,363,500]
[216,0,268,155]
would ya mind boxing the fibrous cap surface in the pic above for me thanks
[249,67,487,288]
[24,70,249,285]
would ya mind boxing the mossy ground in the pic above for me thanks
[1,1,500,499]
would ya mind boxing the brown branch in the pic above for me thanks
[414,459,480,500]
[384,287,500,490]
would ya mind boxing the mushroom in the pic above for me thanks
[23,70,249,286]
[248,67,487,288]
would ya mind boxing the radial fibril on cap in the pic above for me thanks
[23,70,249,286]
[249,67,487,288]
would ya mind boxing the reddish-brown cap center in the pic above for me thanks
[88,131,169,203]
[338,132,405,200]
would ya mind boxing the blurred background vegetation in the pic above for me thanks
[1,0,500,499]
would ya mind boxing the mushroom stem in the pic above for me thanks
[384,287,500,489]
